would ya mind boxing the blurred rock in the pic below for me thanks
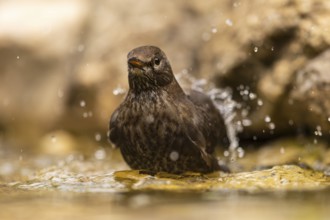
[0,0,89,148]
[0,0,330,152]
[281,49,330,136]
[198,0,330,139]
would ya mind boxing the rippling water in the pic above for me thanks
[0,144,329,220]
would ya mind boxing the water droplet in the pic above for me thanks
[268,122,276,130]
[271,46,275,51]
[249,93,256,100]
[328,117,330,122]
[237,147,245,158]
[223,150,230,157]
[280,147,285,154]
[257,99,263,106]
[16,56,20,59]
[233,1,241,8]
[314,126,322,136]
[211,27,218,33]
[83,112,88,118]
[254,47,258,53]
[95,133,102,142]
[80,100,86,107]
[264,116,271,123]
[242,119,252,127]
[225,19,233,26]
[169,151,179,161]
[94,149,106,160]
[113,86,126,96]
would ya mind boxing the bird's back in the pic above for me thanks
[186,89,228,152]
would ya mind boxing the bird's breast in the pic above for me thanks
[117,94,183,147]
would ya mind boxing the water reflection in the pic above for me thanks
[1,186,330,220]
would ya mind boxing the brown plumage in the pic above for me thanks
[109,46,227,174]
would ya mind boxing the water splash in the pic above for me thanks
[225,19,233,27]
[169,151,179,161]
[233,1,241,8]
[94,149,106,160]
[264,116,271,123]
[176,71,241,161]
[254,46,259,53]
[113,86,126,96]
[208,87,241,161]
[95,133,102,142]
[80,100,86,107]
[211,27,218,34]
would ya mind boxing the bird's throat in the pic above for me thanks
[129,68,144,76]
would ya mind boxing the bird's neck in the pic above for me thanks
[127,79,186,102]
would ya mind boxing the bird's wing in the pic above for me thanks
[183,121,214,167]
[108,108,120,146]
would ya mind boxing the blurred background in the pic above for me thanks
[0,0,329,157]
[1,1,330,219]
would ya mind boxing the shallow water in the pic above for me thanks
[1,141,330,220]
[1,188,330,220]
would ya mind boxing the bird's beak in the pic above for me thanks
[128,57,145,69]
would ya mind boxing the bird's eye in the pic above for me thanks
[154,57,161,66]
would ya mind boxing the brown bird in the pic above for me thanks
[109,46,227,174]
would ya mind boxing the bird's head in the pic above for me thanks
[127,46,174,93]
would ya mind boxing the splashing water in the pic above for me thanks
[208,87,241,161]
[225,19,233,27]
[176,71,241,161]
[80,100,86,107]
[113,86,126,96]
[254,47,259,53]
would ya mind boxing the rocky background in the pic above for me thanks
[0,0,329,156]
